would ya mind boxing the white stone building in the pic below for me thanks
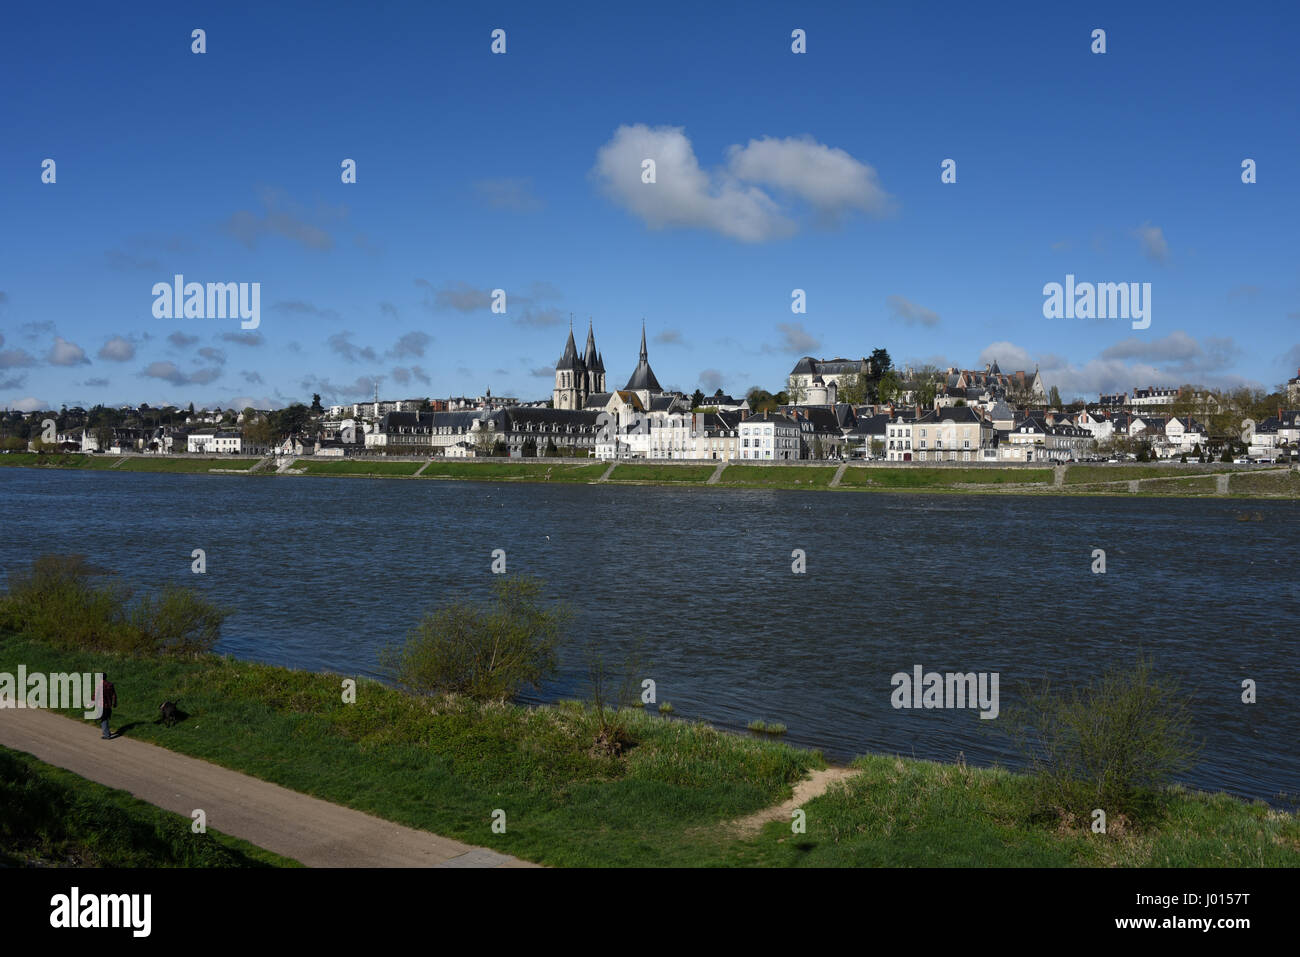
[739,412,800,460]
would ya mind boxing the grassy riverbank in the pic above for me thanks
[0,744,296,867]
[5,453,1296,498]
[1,634,1294,867]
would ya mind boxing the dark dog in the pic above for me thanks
[159,700,182,727]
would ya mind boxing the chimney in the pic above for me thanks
[740,408,749,421]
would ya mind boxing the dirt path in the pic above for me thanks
[0,708,535,868]
[731,766,859,836]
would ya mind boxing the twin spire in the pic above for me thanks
[555,317,658,392]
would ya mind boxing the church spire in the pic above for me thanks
[624,319,662,393]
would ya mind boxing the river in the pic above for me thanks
[2,467,1296,804]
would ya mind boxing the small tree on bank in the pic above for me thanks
[380,575,571,702]
[1002,656,1200,825]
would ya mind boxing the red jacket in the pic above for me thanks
[98,680,117,709]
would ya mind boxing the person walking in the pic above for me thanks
[95,673,118,739]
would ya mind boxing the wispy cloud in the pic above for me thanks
[1134,222,1170,263]
[473,177,543,212]
[222,187,344,251]
[220,332,265,347]
[328,331,377,363]
[387,331,432,359]
[273,300,341,321]
[140,361,223,386]
[886,294,941,328]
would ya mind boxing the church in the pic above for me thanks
[553,320,679,414]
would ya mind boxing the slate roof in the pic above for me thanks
[623,325,663,392]
[556,327,584,371]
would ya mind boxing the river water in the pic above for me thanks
[2,468,1296,804]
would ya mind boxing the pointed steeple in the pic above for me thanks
[584,318,598,366]
[624,320,662,393]
[557,323,582,371]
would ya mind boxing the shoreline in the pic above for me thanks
[4,453,1298,499]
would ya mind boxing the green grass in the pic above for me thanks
[609,464,715,483]
[721,754,1299,867]
[118,457,259,473]
[839,467,1051,488]
[0,744,297,868]
[0,635,816,867]
[1064,464,1224,485]
[418,460,605,482]
[1230,470,1300,496]
[294,459,423,476]
[1135,475,1219,495]
[1,633,1292,867]
[717,465,835,488]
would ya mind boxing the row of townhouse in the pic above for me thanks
[607,405,865,461]
[883,407,1096,463]
[361,408,603,456]
[1097,387,1222,413]
[1075,410,1210,457]
[40,426,179,455]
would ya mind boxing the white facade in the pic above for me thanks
[886,421,914,461]
[187,430,242,454]
[739,415,799,460]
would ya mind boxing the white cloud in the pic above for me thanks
[593,125,889,242]
[49,337,90,366]
[8,396,48,412]
[725,136,893,221]
[978,333,1256,401]
[98,335,136,362]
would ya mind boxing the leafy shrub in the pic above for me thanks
[0,554,228,657]
[1004,656,1200,824]
[380,575,570,701]
[128,585,230,657]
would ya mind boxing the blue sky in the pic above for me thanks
[2,0,1297,411]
